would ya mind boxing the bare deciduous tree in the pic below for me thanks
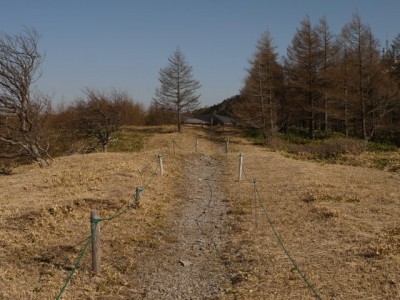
[0,28,51,167]
[383,33,400,135]
[236,31,283,144]
[316,17,337,131]
[343,14,384,140]
[72,89,127,152]
[285,16,323,139]
[331,29,355,136]
[153,47,201,132]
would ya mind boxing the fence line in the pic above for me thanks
[55,223,97,300]
[176,137,323,298]
[54,136,322,299]
[90,210,101,274]
[55,157,160,299]
[185,136,322,298]
[252,180,322,299]
[55,142,189,299]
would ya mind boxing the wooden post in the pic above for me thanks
[253,179,258,229]
[172,140,176,157]
[195,137,199,152]
[158,154,164,176]
[135,187,142,203]
[90,210,101,274]
[238,153,244,181]
[135,186,143,203]
[225,137,230,154]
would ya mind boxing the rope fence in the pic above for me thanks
[52,135,322,299]
[170,137,322,298]
[56,141,181,300]
[55,176,146,299]
[252,180,322,299]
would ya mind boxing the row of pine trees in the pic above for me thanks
[236,14,400,143]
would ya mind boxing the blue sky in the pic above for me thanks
[1,0,399,108]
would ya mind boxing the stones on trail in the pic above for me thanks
[130,153,229,298]
[179,259,192,267]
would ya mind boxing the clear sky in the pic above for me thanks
[1,0,399,108]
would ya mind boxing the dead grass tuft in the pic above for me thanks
[0,164,13,175]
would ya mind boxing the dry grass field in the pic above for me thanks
[0,125,399,299]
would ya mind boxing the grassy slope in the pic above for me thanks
[220,144,400,298]
[0,126,184,299]
[0,125,399,299]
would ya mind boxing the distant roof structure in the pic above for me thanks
[184,117,209,125]
[183,113,237,126]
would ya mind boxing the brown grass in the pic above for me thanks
[1,125,399,299]
[218,137,400,299]
[0,126,188,299]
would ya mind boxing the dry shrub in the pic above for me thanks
[388,164,400,172]
[359,228,400,258]
[303,190,361,204]
[343,151,400,171]
[287,137,367,159]
[268,135,290,152]
[309,206,339,220]
[335,137,368,155]
[302,191,316,203]
[0,164,13,175]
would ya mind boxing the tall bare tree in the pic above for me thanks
[383,33,400,135]
[342,14,383,140]
[331,28,355,136]
[236,31,283,143]
[285,16,323,139]
[0,28,51,167]
[119,100,146,126]
[153,47,201,132]
[387,33,400,76]
[315,17,336,131]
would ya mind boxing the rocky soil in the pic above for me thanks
[129,153,233,299]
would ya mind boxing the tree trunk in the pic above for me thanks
[262,130,269,145]
[344,87,349,137]
[177,111,181,132]
[361,96,367,140]
[30,144,49,168]
[324,93,328,131]
[309,91,315,139]
[269,89,274,131]
[309,117,315,139]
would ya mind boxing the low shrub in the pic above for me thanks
[283,127,309,145]
[244,128,265,145]
[109,129,145,152]
[287,137,367,160]
[368,142,398,152]
[0,164,13,176]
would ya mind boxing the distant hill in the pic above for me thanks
[193,95,241,117]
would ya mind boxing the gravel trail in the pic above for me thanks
[131,153,233,299]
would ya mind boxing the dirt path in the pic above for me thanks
[3,126,398,298]
[130,152,233,299]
